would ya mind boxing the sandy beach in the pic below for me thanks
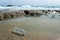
[0,10,60,40]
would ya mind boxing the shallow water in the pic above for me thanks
[0,13,60,40]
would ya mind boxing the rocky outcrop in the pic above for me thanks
[0,10,58,20]
[16,10,25,17]
[4,11,17,18]
[24,10,44,17]
[0,10,25,20]
[0,13,4,20]
[54,10,60,13]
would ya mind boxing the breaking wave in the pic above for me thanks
[0,5,60,11]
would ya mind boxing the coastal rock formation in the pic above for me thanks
[24,10,44,17]
[0,10,59,20]
[0,10,25,20]
[0,13,4,20]
[0,11,17,19]
[54,10,60,13]
[16,10,25,17]
[7,11,17,18]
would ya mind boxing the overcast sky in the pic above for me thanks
[0,0,60,6]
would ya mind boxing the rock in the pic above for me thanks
[24,10,43,17]
[3,12,11,19]
[0,13,4,20]
[0,10,55,20]
[54,10,60,13]
[7,11,17,18]
[0,12,5,20]
[4,11,18,18]
[24,10,30,15]
[12,27,26,36]
[0,10,25,20]
[16,10,25,17]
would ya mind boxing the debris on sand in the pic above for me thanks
[12,27,26,36]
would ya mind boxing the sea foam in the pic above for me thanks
[0,5,60,11]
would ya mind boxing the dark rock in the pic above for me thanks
[24,10,29,15]
[54,10,60,13]
[30,13,34,16]
[24,10,44,17]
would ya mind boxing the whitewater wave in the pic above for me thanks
[0,5,60,11]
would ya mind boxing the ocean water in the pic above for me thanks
[0,5,60,11]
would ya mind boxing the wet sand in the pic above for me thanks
[0,14,60,40]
